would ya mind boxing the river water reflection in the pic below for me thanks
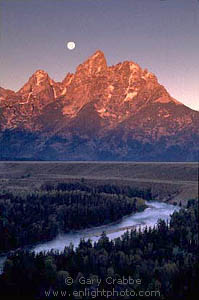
[33,201,180,253]
[0,201,180,273]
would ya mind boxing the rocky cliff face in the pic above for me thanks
[0,50,198,161]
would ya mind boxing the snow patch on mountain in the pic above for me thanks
[124,91,138,102]
[34,70,47,86]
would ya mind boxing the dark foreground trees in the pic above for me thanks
[0,183,148,252]
[0,199,198,299]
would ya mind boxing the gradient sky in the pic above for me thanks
[0,0,198,110]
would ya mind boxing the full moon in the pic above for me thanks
[67,41,76,50]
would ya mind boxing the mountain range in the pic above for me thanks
[0,50,198,161]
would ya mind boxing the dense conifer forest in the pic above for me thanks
[0,183,149,252]
[0,199,198,300]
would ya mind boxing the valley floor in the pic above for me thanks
[0,162,198,206]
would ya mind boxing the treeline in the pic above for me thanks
[42,182,152,200]
[0,199,198,299]
[0,183,147,252]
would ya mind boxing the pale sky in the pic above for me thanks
[0,0,198,111]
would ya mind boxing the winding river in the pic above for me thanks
[0,201,180,273]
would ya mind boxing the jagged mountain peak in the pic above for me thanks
[30,69,52,84]
[33,69,47,75]
[62,73,74,86]
[76,49,107,76]
[0,51,198,161]
[17,69,54,96]
[32,69,49,80]
[89,49,106,61]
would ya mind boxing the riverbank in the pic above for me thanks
[32,201,180,253]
